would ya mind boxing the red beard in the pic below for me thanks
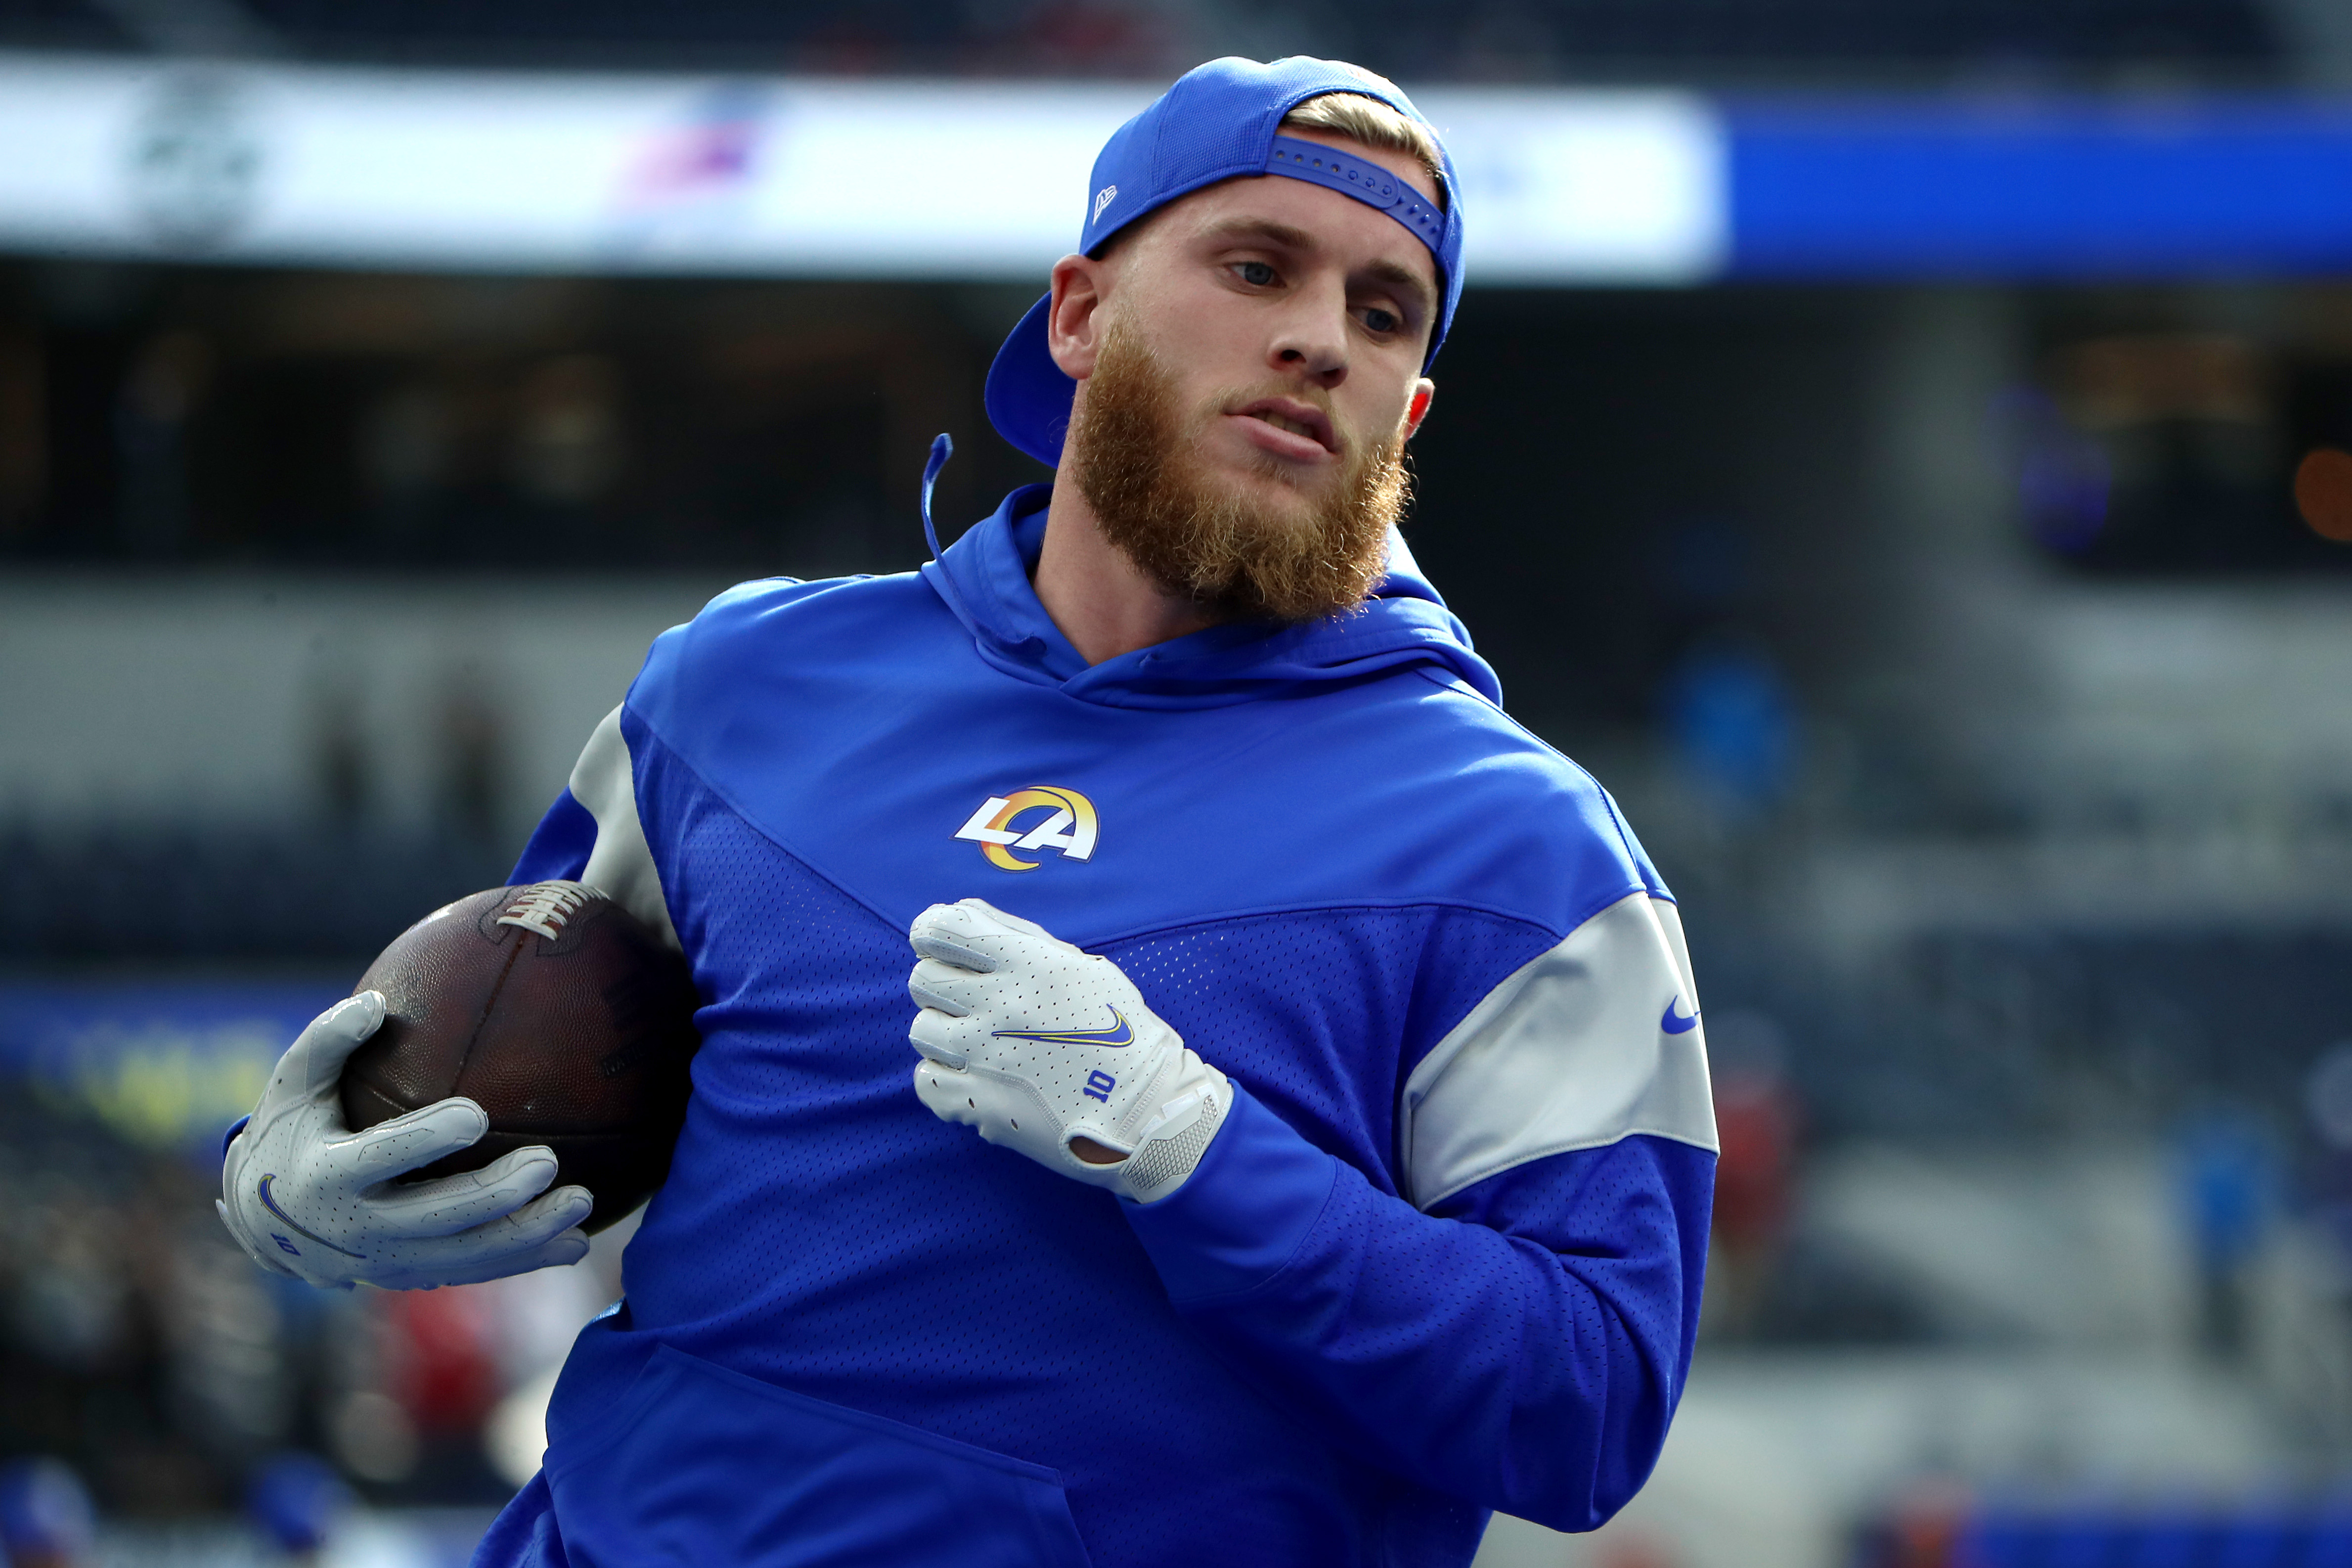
[1066,322,1411,625]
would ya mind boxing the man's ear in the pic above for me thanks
[1404,379,1435,441]
[1048,253,1110,381]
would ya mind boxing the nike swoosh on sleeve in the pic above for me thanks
[990,1007,1135,1047]
[1660,999,1700,1035]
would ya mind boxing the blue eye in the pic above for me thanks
[1235,261,1277,286]
[1363,308,1400,334]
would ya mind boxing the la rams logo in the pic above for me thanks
[953,786,1098,872]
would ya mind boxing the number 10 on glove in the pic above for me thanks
[906,899,1229,1204]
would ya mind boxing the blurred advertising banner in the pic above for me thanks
[1727,97,2352,277]
[0,53,1722,282]
[4,53,2351,283]
[0,980,340,1152]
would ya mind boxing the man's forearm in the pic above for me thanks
[1120,1083,1713,1531]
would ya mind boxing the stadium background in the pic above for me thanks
[4,0,2352,1562]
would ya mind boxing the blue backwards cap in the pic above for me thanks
[984,56,1464,469]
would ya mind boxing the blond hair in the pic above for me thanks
[1281,90,1447,210]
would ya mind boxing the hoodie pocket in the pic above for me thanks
[544,1344,1093,1568]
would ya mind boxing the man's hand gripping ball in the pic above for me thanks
[219,992,591,1290]
[907,899,1229,1203]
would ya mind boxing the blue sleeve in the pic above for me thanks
[1121,1084,1713,1532]
[512,789,598,884]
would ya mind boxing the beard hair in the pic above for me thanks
[1065,321,1411,625]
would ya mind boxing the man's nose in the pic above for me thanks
[1269,287,1348,388]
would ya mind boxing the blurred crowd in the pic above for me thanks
[0,1086,621,1562]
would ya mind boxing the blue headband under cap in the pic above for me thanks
[984,56,1464,469]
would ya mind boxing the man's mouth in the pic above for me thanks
[1230,398,1338,456]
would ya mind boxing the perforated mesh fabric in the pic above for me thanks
[522,727,1582,1568]
[1123,1092,1223,1198]
[1102,906,1563,1184]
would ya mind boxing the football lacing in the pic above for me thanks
[496,881,604,940]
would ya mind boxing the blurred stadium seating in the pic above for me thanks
[0,0,2296,82]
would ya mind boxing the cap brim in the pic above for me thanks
[984,292,1074,470]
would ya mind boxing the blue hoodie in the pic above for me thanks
[476,484,1717,1568]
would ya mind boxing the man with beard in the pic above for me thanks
[220,56,1717,1568]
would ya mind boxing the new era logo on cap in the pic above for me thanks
[1092,184,1119,224]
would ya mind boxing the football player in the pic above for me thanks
[221,56,1718,1567]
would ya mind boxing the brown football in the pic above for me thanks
[340,881,700,1234]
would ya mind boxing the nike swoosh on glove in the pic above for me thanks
[219,991,592,1290]
[907,898,1229,1204]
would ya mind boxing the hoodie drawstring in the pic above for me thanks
[921,433,953,561]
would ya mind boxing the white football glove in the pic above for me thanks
[907,899,1230,1204]
[218,991,592,1290]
